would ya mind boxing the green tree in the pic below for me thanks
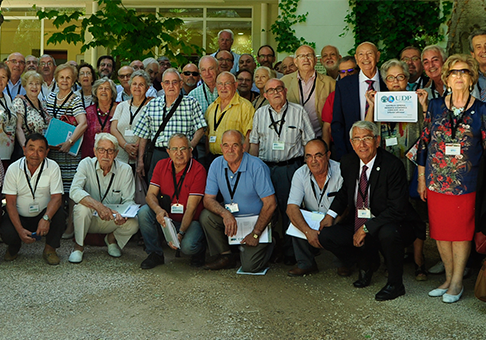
[343,0,453,63]
[35,0,202,65]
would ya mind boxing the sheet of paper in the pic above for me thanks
[93,203,141,218]
[228,215,272,245]
[286,209,325,240]
[236,266,269,275]
[375,91,418,122]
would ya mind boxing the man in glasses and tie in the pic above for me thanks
[68,133,139,263]
[249,79,315,265]
[400,46,429,91]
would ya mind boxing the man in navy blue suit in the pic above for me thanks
[331,42,386,160]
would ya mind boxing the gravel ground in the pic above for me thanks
[0,237,485,340]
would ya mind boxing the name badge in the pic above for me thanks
[272,141,285,150]
[385,137,398,147]
[445,143,461,155]
[171,203,184,214]
[124,129,134,137]
[357,208,371,219]
[29,203,40,213]
[209,135,217,143]
[225,203,239,213]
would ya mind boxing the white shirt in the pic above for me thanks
[2,157,64,217]
[359,70,381,120]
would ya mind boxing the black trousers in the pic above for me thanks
[0,208,66,249]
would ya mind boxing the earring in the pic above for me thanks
[448,87,452,93]
[469,85,473,92]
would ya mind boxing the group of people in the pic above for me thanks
[1,27,486,303]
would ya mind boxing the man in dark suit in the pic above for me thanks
[321,121,419,301]
[331,42,386,160]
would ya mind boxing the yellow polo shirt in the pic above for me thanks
[205,92,255,155]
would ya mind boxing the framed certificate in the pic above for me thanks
[374,91,418,122]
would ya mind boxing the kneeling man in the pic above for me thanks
[69,133,139,263]
[200,130,276,272]
[1,134,65,265]
[138,133,207,269]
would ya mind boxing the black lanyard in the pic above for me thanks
[53,92,73,118]
[25,96,47,124]
[97,102,114,131]
[255,97,267,110]
[268,102,289,139]
[448,93,472,140]
[310,173,329,207]
[202,84,210,106]
[171,162,189,201]
[24,159,45,201]
[81,94,93,109]
[0,96,11,120]
[6,83,21,101]
[385,122,397,137]
[214,104,229,131]
[298,73,317,107]
[95,161,115,203]
[129,97,147,126]
[225,168,242,202]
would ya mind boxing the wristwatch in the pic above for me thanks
[43,214,51,222]
[252,233,260,239]
[363,225,369,233]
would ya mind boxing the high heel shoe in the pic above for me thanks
[428,288,448,297]
[442,287,464,303]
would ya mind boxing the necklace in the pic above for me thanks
[97,105,110,116]
[57,91,71,101]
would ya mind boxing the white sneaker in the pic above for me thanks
[68,250,84,263]
[428,261,445,274]
[105,235,121,257]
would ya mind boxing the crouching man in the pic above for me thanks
[68,133,139,263]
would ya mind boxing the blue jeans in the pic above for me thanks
[138,204,205,256]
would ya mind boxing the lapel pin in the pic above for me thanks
[376,167,380,171]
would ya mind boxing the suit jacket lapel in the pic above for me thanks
[351,74,360,121]
[368,149,383,201]
[289,74,300,103]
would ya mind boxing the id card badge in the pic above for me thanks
[225,203,239,213]
[357,208,371,219]
[171,203,184,214]
[445,143,461,155]
[124,129,135,137]
[29,203,40,213]
[272,141,285,150]
[385,137,398,147]
[209,135,217,143]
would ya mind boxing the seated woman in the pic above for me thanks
[364,59,428,281]
[81,77,118,158]
[14,71,50,149]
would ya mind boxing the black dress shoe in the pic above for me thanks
[203,255,236,270]
[353,269,373,288]
[375,283,406,301]
[190,248,206,267]
[141,253,165,269]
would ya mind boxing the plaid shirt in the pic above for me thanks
[189,83,219,114]
[133,95,207,148]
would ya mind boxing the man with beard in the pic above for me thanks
[320,45,341,80]
[181,63,200,95]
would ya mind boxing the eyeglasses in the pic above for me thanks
[100,63,113,68]
[162,80,180,86]
[79,72,92,76]
[96,147,116,155]
[295,53,315,60]
[169,146,190,152]
[401,56,421,63]
[305,153,325,161]
[237,78,252,83]
[258,54,274,59]
[351,136,376,144]
[216,81,235,88]
[217,58,233,63]
[449,69,471,77]
[339,68,356,75]
[265,86,285,95]
[119,74,132,79]
[26,61,38,65]
[40,62,53,67]
[385,74,407,82]
[183,71,199,76]
[8,59,26,65]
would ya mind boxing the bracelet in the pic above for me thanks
[418,173,425,177]
[123,142,128,149]
[178,230,186,236]
[68,138,74,145]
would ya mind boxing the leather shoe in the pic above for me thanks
[4,245,20,261]
[203,255,236,270]
[140,253,165,269]
[442,287,464,303]
[43,250,60,265]
[190,248,206,267]
[353,269,373,288]
[375,283,406,301]
[337,266,352,277]
[288,266,318,277]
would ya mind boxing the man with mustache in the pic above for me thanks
[320,45,341,80]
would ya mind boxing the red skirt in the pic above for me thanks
[427,189,475,241]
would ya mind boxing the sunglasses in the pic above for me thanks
[183,71,200,76]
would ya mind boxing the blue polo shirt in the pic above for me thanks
[206,152,275,216]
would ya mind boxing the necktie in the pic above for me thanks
[407,83,416,91]
[355,165,369,232]
[364,80,375,114]
[481,88,486,102]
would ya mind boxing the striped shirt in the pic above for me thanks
[45,91,86,120]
